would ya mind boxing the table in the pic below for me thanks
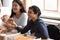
[0,33,53,40]
[0,33,20,40]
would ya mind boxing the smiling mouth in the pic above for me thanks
[13,9,17,10]
[13,8,17,10]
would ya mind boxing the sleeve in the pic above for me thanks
[37,22,49,39]
[20,13,28,26]
[21,24,30,34]
[16,21,31,34]
[16,26,23,32]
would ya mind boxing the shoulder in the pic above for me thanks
[22,13,28,16]
[37,18,46,26]
[21,13,28,18]
[37,18,44,23]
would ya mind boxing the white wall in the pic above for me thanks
[26,0,60,19]
[3,0,13,7]
[0,7,11,18]
[26,0,60,29]
[0,0,23,17]
[26,0,32,11]
[0,0,13,18]
[1,0,60,19]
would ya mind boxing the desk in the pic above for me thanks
[0,33,20,40]
[0,33,53,40]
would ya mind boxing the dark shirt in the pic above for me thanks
[16,18,49,39]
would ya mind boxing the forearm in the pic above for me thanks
[15,26,22,32]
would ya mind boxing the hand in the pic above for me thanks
[1,30,7,34]
[4,22,17,29]
[1,15,9,22]
[8,18,17,28]
[11,21,17,28]
[4,22,11,28]
[4,22,10,27]
[31,33,35,36]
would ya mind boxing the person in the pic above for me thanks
[0,15,9,30]
[1,15,17,33]
[1,15,9,23]
[10,0,28,28]
[13,5,49,39]
[4,18,17,32]
[0,0,2,8]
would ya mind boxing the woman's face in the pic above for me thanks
[28,9,37,19]
[12,2,21,13]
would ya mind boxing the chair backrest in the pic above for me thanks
[47,25,60,40]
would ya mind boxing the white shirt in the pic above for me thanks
[13,13,28,27]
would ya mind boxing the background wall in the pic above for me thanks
[26,0,60,19]
[0,0,13,18]
[26,0,60,29]
[0,0,24,17]
[1,0,60,19]
[0,0,60,29]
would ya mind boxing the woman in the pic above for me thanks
[10,0,28,28]
[15,5,49,39]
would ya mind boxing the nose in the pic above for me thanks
[12,5,16,9]
[13,6,15,9]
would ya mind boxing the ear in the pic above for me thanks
[34,13,38,17]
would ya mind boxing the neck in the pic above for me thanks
[15,12,22,18]
[32,17,38,22]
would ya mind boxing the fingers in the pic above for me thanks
[0,25,3,30]
[1,15,9,22]
[8,18,14,21]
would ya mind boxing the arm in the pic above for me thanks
[16,21,31,33]
[20,13,28,28]
[37,22,49,39]
[16,24,30,34]
[21,25,30,34]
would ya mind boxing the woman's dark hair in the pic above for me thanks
[29,5,41,17]
[10,0,26,17]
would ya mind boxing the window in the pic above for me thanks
[44,0,58,12]
[21,0,26,10]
